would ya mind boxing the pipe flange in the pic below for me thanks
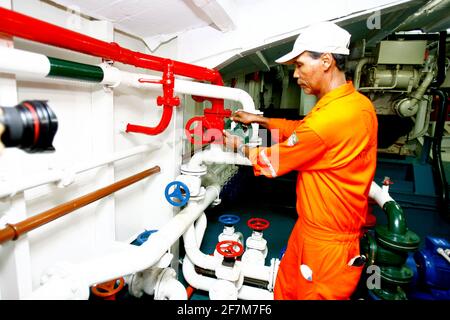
[154,268,176,300]
[375,226,420,252]
[188,187,206,202]
[181,163,207,176]
[379,265,414,285]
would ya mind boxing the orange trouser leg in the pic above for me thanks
[274,229,363,300]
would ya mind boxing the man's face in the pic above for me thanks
[293,52,324,96]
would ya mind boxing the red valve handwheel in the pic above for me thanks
[216,240,244,258]
[247,217,270,231]
[91,277,125,300]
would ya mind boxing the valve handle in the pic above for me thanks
[185,116,209,145]
[216,240,244,258]
[224,118,253,144]
[218,214,240,226]
[247,217,270,231]
[165,181,190,207]
[91,277,125,300]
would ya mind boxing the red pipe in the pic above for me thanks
[0,7,223,86]
[0,7,226,136]
[126,106,174,135]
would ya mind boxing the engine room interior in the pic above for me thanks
[0,0,449,302]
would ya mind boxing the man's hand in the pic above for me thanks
[223,130,243,153]
[231,110,269,128]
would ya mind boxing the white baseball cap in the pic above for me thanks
[275,21,351,64]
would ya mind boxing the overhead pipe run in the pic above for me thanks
[0,47,262,143]
[0,7,223,85]
[0,7,225,136]
[0,166,161,244]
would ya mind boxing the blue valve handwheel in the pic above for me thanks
[165,181,190,207]
[219,214,240,226]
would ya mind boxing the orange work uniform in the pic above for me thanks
[248,81,378,299]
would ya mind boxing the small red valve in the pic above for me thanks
[247,218,270,231]
[382,176,394,186]
[91,277,125,300]
[216,240,244,258]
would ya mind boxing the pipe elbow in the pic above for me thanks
[383,201,407,235]
[157,276,188,300]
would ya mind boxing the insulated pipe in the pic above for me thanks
[0,46,111,84]
[369,181,407,235]
[369,181,395,208]
[0,7,223,85]
[184,144,252,175]
[0,166,161,244]
[195,213,208,247]
[0,47,260,140]
[182,256,273,300]
[183,212,272,283]
[73,184,220,286]
[156,274,188,300]
[354,57,374,90]
[0,141,162,199]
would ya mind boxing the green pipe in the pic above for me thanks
[48,57,104,83]
[383,201,407,235]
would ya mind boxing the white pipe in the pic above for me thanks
[183,211,272,283]
[410,97,431,139]
[74,184,220,286]
[25,276,90,300]
[184,223,221,270]
[114,68,258,114]
[0,46,50,78]
[182,256,273,300]
[27,184,220,299]
[353,57,374,90]
[0,142,162,198]
[195,213,208,247]
[0,47,258,115]
[156,275,188,300]
[369,181,394,208]
[112,67,263,144]
[184,144,251,175]
[0,47,262,145]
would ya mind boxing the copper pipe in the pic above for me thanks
[0,166,160,244]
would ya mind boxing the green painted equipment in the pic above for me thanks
[361,200,420,300]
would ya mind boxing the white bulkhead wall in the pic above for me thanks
[0,0,182,299]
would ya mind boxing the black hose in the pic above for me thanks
[429,89,449,220]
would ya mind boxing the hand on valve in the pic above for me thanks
[229,110,259,125]
[222,130,243,154]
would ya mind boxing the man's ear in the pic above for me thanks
[321,53,333,71]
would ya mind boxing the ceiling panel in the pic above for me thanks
[49,0,212,38]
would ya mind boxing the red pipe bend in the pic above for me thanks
[125,106,174,135]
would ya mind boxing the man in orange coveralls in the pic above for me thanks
[223,21,378,300]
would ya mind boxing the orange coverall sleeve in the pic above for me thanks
[248,125,328,178]
[267,118,303,141]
